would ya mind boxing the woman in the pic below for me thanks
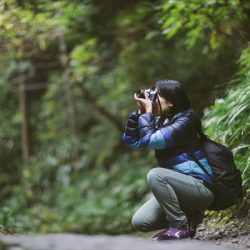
[123,80,214,240]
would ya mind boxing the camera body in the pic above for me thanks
[135,88,157,103]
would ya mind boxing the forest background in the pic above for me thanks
[0,0,249,234]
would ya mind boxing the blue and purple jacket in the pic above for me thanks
[123,108,213,183]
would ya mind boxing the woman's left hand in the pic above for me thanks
[134,91,153,113]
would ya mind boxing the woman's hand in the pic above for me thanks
[134,91,153,113]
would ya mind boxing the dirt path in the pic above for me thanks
[194,217,250,249]
[0,234,241,250]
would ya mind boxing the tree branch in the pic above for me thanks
[77,83,125,133]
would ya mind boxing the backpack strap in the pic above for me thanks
[197,130,209,141]
[187,126,213,179]
[187,152,212,178]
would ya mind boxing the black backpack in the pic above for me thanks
[189,133,244,211]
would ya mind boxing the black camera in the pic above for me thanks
[135,88,157,103]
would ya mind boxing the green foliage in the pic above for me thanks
[0,1,58,52]
[0,153,152,234]
[0,0,250,235]
[70,39,99,79]
[203,45,250,187]
[161,0,250,49]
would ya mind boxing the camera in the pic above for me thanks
[135,88,157,103]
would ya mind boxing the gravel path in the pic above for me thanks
[0,234,240,250]
[0,218,249,250]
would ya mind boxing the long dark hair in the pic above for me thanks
[154,79,191,115]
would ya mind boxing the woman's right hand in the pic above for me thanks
[134,92,153,113]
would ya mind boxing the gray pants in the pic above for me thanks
[132,167,214,231]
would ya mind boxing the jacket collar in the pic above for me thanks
[162,108,194,126]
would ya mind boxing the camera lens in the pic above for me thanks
[136,90,145,99]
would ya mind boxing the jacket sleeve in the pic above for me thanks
[123,111,141,147]
[123,112,194,149]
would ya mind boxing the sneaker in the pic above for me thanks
[156,225,190,240]
[152,229,167,239]
[188,211,204,238]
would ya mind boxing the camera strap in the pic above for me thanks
[156,95,162,115]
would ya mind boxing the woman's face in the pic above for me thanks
[153,90,173,116]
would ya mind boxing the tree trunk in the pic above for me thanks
[59,26,79,163]
[18,79,30,168]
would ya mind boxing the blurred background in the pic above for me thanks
[0,0,249,234]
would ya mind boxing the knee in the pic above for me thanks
[147,168,164,188]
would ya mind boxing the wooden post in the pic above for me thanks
[18,79,30,168]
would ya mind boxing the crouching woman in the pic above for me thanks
[122,80,214,240]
